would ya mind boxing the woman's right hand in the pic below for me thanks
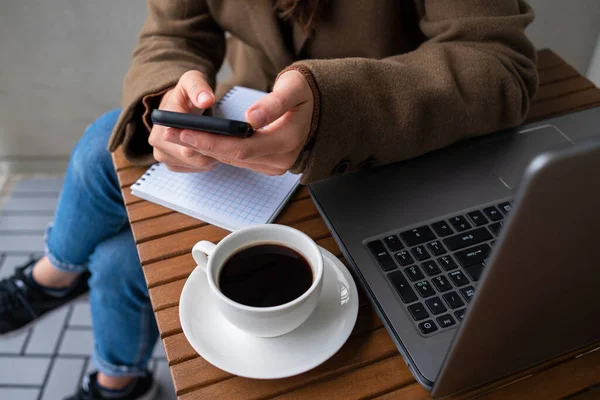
[148,70,220,172]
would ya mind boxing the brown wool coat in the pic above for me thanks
[108,0,539,183]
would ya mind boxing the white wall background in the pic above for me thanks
[0,0,599,171]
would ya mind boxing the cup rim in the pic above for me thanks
[205,224,324,313]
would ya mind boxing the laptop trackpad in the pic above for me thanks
[475,125,571,189]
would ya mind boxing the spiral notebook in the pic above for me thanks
[131,87,302,231]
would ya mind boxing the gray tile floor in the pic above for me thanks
[0,178,175,399]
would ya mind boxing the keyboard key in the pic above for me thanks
[454,309,466,321]
[489,221,504,236]
[384,235,404,252]
[367,241,397,271]
[425,297,448,315]
[438,255,459,271]
[465,262,486,281]
[498,201,512,215]
[431,221,454,237]
[436,314,456,328]
[421,260,441,276]
[404,265,424,282]
[460,286,476,302]
[467,210,488,226]
[388,271,418,303]
[448,270,469,287]
[407,303,429,321]
[427,240,447,256]
[443,291,465,309]
[411,245,430,261]
[419,320,438,334]
[455,243,491,267]
[415,280,436,298]
[432,276,453,292]
[483,206,503,221]
[400,226,436,247]
[395,250,414,266]
[443,227,493,251]
[449,215,472,232]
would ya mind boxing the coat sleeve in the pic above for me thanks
[108,0,226,164]
[286,0,539,183]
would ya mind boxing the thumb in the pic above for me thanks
[245,70,309,129]
[178,70,215,109]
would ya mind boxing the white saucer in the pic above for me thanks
[179,247,359,379]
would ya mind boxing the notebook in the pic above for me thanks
[131,86,302,231]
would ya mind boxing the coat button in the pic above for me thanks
[332,159,350,175]
[358,156,376,170]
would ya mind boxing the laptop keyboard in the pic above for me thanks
[366,199,512,336]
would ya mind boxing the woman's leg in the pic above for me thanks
[88,227,159,382]
[44,108,130,275]
[0,109,129,335]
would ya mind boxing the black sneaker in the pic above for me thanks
[66,371,159,400]
[0,258,89,335]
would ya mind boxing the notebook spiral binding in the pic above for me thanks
[215,87,238,107]
[135,163,159,185]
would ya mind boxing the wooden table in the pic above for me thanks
[113,49,600,399]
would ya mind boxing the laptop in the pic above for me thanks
[308,106,600,397]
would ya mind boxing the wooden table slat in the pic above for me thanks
[537,63,579,86]
[526,87,600,122]
[176,328,399,398]
[149,278,186,311]
[477,347,600,399]
[132,213,207,244]
[144,253,196,289]
[371,383,431,400]
[533,76,594,103]
[163,333,197,366]
[536,48,565,71]
[137,215,329,265]
[154,306,181,339]
[127,201,174,223]
[122,187,143,206]
[272,356,412,400]
[117,167,148,188]
[569,385,600,400]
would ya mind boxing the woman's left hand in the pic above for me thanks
[166,70,314,176]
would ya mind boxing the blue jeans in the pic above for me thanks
[46,109,159,377]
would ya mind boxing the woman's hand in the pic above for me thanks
[148,70,220,172]
[165,70,314,176]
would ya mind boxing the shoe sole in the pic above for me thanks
[140,380,160,400]
[0,292,88,339]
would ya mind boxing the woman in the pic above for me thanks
[0,1,538,399]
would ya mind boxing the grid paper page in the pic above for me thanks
[131,85,301,231]
[214,86,267,121]
[132,163,300,231]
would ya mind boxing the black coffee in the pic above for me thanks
[218,244,313,307]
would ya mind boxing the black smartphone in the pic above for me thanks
[151,110,255,138]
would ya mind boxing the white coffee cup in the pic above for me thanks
[191,224,324,337]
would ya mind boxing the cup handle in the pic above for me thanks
[192,241,216,274]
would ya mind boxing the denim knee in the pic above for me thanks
[87,228,148,305]
[69,109,121,184]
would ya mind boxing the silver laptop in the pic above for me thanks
[308,106,600,397]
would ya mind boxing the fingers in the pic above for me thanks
[151,128,219,171]
[245,70,310,129]
[178,70,215,109]
[173,123,302,162]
